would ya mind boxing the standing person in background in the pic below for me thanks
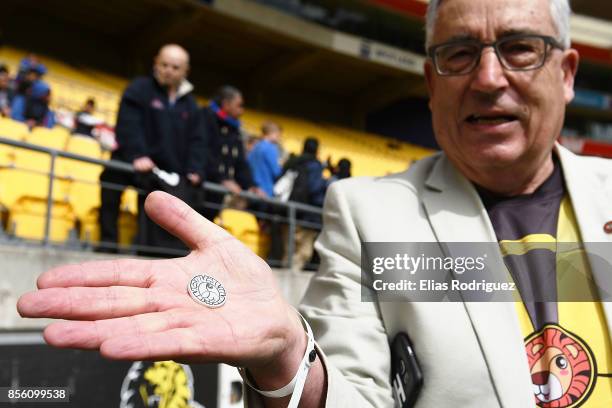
[200,85,264,221]
[98,44,205,255]
[327,157,352,183]
[281,137,328,270]
[248,121,283,264]
[0,65,14,117]
[245,134,260,156]
[248,121,282,197]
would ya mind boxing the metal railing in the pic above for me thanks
[0,136,323,268]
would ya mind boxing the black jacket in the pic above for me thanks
[113,76,206,177]
[201,106,253,188]
[282,153,327,225]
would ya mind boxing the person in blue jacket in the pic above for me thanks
[247,121,283,263]
[98,44,205,255]
[247,121,282,197]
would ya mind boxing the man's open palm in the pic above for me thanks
[17,191,302,370]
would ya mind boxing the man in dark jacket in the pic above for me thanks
[0,64,14,117]
[282,137,328,270]
[98,44,205,255]
[200,85,264,220]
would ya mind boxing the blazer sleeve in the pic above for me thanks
[245,182,394,407]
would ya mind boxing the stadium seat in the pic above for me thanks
[0,117,29,140]
[121,187,139,215]
[24,126,69,150]
[215,209,269,257]
[79,207,100,243]
[65,134,102,158]
[60,135,104,219]
[7,197,76,242]
[80,208,137,248]
[0,142,70,210]
[118,210,137,247]
[0,118,29,168]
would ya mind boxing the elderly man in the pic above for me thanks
[98,44,205,255]
[17,0,611,407]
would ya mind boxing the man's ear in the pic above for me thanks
[424,60,435,110]
[561,49,579,104]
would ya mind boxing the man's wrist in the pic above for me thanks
[247,310,307,390]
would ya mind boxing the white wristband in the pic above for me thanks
[238,311,316,408]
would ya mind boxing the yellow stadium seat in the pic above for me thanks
[65,134,102,158]
[0,118,29,168]
[0,143,16,169]
[118,210,137,247]
[24,126,69,150]
[7,197,76,242]
[80,208,137,248]
[0,117,29,140]
[79,207,100,243]
[0,141,71,209]
[215,209,269,257]
[3,125,71,208]
[121,187,139,215]
[60,136,104,219]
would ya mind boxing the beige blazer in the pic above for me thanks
[247,145,612,407]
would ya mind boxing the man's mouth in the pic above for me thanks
[466,114,518,125]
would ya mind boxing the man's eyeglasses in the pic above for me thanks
[427,34,565,76]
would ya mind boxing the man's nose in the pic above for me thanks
[470,48,509,93]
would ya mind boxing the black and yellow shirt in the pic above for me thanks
[479,161,611,407]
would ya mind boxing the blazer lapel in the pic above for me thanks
[557,145,612,333]
[420,155,534,407]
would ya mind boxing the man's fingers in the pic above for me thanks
[42,310,191,349]
[17,286,185,320]
[99,327,213,361]
[36,258,155,289]
[144,191,232,250]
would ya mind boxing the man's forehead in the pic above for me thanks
[157,47,189,67]
[432,0,556,41]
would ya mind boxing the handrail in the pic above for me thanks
[0,136,322,267]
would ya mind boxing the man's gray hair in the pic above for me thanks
[425,0,571,49]
[215,85,242,105]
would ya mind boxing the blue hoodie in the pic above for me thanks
[248,139,281,196]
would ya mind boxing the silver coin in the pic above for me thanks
[187,275,227,308]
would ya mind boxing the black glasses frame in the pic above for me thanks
[427,34,565,76]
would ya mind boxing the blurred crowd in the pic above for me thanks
[0,55,54,128]
[87,44,353,270]
[0,54,115,149]
[0,49,353,269]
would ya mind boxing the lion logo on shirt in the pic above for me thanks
[120,361,204,408]
[525,325,596,408]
